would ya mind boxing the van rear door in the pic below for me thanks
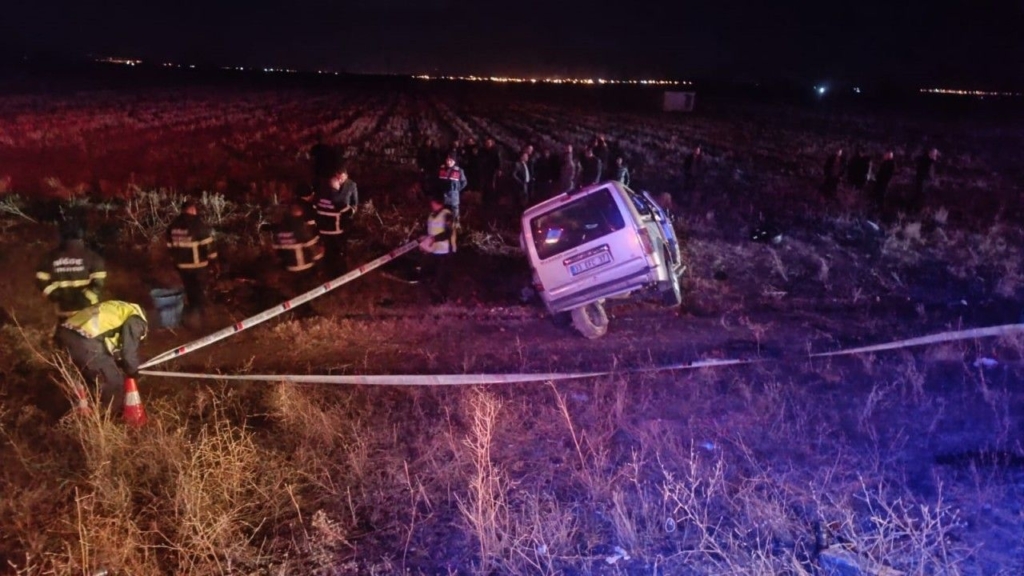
[526,186,650,309]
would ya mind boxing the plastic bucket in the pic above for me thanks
[150,288,184,328]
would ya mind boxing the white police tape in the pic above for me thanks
[808,323,1024,357]
[138,324,1024,387]
[140,240,421,369]
[138,358,753,386]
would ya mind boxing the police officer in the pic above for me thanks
[36,218,107,320]
[55,301,147,412]
[314,167,359,275]
[419,194,456,304]
[166,200,218,322]
[273,203,324,286]
[436,154,467,223]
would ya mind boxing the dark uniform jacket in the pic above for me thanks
[436,165,468,196]
[166,213,218,269]
[36,239,107,317]
[579,156,603,187]
[273,214,324,272]
[314,180,358,235]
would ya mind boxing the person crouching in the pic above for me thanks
[55,301,147,414]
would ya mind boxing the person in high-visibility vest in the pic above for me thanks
[36,218,106,320]
[418,194,456,304]
[55,301,148,412]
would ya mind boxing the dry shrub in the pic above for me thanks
[170,411,297,573]
[457,388,510,574]
[270,381,344,449]
[9,355,299,575]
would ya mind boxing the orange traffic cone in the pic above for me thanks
[122,377,147,428]
[73,383,92,416]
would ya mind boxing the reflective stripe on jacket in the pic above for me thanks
[62,301,147,355]
[36,239,106,315]
[273,223,324,272]
[166,214,217,269]
[427,209,452,255]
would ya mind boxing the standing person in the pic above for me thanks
[55,300,147,413]
[683,145,704,192]
[579,147,603,187]
[593,136,610,180]
[314,167,358,275]
[909,148,939,212]
[534,147,555,200]
[418,194,456,304]
[521,145,538,200]
[558,143,578,193]
[871,150,896,213]
[478,137,502,210]
[273,203,324,285]
[820,148,845,200]
[462,138,480,191]
[512,151,532,210]
[613,156,630,187]
[436,154,467,223]
[847,149,871,190]
[36,218,106,321]
[166,200,218,323]
[417,137,441,191]
[309,133,340,185]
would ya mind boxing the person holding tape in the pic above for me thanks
[55,300,147,413]
[167,200,218,325]
[418,194,456,304]
[314,166,359,275]
[36,217,106,321]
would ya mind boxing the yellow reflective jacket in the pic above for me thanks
[63,301,147,355]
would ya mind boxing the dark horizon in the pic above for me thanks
[2,0,1022,90]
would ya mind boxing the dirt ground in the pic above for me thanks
[2,81,1024,575]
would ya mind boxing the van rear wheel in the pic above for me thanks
[571,301,609,339]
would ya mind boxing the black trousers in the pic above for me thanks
[421,252,453,303]
[321,233,348,276]
[178,267,210,313]
[56,327,124,412]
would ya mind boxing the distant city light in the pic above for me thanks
[815,85,827,96]
[412,74,686,86]
[853,87,861,94]
[95,57,142,66]
[920,87,1022,97]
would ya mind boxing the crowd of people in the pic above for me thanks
[819,146,940,216]
[415,135,633,214]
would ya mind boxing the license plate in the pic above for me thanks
[568,251,612,276]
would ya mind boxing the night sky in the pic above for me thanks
[4,0,1022,87]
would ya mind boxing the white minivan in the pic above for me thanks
[520,181,684,338]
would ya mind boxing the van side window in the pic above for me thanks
[531,189,625,260]
[625,188,653,217]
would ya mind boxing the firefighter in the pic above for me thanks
[273,203,324,289]
[314,167,359,275]
[55,300,147,413]
[166,200,218,322]
[36,218,107,320]
[418,194,456,304]
[436,154,467,223]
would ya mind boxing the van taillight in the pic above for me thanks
[638,228,654,255]
[532,271,545,292]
